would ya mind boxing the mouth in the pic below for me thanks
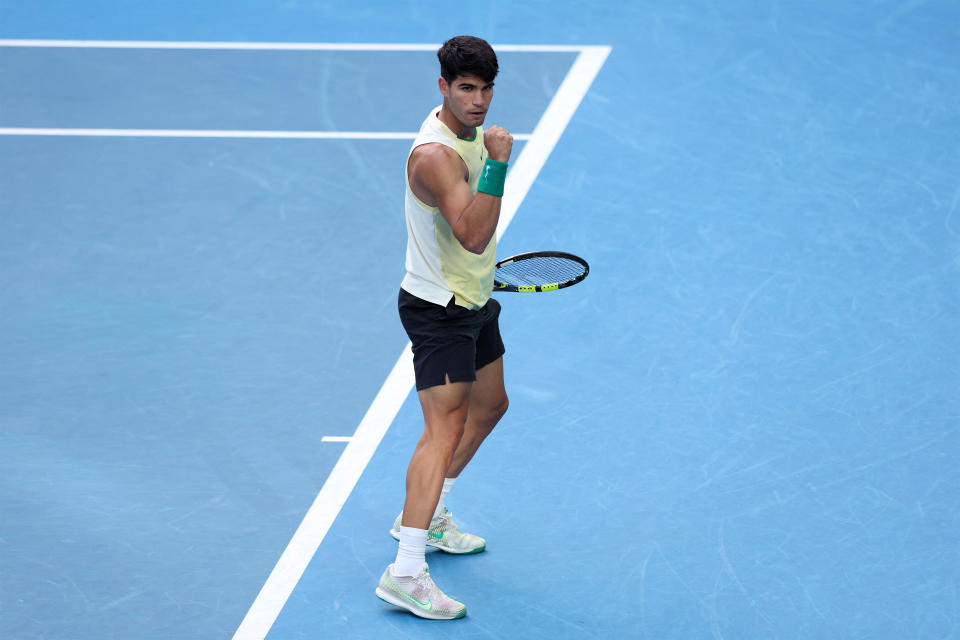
[469,111,486,119]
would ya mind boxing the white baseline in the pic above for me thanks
[0,39,596,52]
[0,128,531,140]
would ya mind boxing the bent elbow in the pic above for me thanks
[459,232,494,255]
[455,233,486,255]
[462,241,487,255]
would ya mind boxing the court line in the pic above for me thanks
[0,39,597,53]
[0,128,532,140]
[320,436,352,443]
[228,43,610,640]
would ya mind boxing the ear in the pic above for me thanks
[438,76,449,97]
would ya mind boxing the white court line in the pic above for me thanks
[0,128,532,140]
[0,39,594,52]
[320,436,352,443]
[0,128,418,139]
[189,42,601,640]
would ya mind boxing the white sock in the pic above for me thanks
[433,477,457,519]
[392,526,428,577]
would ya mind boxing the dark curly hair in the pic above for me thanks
[437,35,499,84]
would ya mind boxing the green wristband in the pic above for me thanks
[477,158,508,197]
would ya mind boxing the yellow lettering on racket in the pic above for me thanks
[542,283,559,291]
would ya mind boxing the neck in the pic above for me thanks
[438,104,474,139]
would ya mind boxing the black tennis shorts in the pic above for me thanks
[398,287,505,391]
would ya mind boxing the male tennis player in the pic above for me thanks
[375,35,513,620]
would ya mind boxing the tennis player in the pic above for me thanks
[375,35,513,620]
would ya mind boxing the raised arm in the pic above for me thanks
[407,125,513,255]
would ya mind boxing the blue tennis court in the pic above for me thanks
[2,2,958,639]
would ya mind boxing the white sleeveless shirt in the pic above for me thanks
[400,106,496,310]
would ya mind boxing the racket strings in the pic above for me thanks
[495,256,585,286]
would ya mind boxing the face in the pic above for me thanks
[439,74,495,133]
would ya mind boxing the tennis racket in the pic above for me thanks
[493,251,589,292]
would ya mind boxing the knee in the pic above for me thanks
[420,419,466,453]
[479,394,509,432]
[495,394,509,421]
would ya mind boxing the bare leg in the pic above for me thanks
[447,357,509,479]
[401,378,472,529]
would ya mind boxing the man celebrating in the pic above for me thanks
[375,35,513,620]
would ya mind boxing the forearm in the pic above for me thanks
[454,192,502,254]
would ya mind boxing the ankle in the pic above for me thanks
[392,526,428,576]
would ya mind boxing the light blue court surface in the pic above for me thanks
[1,2,958,639]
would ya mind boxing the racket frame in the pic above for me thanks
[493,250,589,292]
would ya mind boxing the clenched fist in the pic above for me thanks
[484,125,513,163]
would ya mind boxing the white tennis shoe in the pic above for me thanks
[389,508,486,554]
[375,563,467,620]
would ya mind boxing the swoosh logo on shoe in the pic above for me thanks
[428,530,443,541]
[400,591,432,611]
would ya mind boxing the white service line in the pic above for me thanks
[320,436,352,443]
[228,43,610,640]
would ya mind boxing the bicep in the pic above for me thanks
[433,178,475,231]
[410,146,473,228]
